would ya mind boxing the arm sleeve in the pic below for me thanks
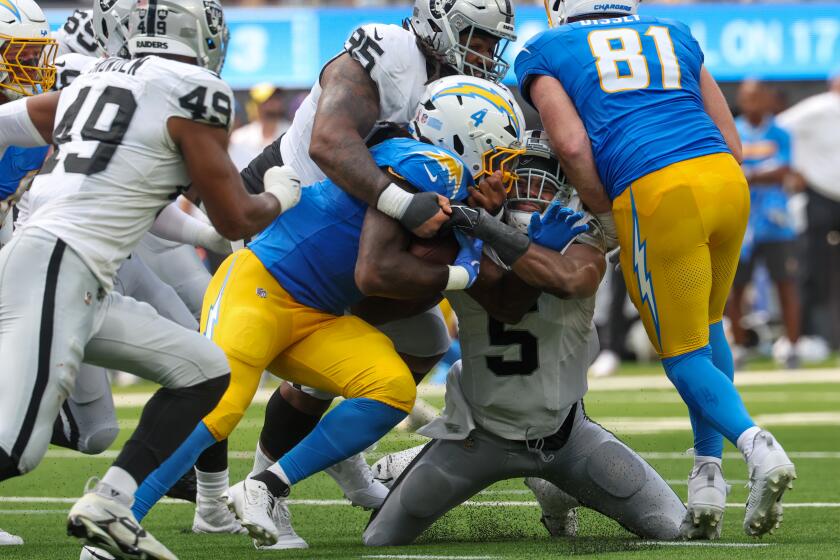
[149,200,231,254]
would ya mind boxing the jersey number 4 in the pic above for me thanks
[588,26,681,93]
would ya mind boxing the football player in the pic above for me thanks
[125,76,525,550]
[364,132,685,545]
[0,1,301,558]
[175,0,520,541]
[515,0,796,539]
[0,0,56,547]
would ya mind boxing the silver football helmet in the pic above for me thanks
[543,0,641,27]
[506,130,573,233]
[127,0,228,74]
[409,0,516,83]
[93,0,133,58]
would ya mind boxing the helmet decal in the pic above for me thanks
[432,81,521,137]
[0,0,21,21]
[429,0,457,19]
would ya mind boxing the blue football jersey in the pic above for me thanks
[248,137,472,316]
[515,15,729,200]
[0,145,49,201]
[736,116,794,243]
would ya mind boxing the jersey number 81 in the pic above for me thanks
[587,26,681,93]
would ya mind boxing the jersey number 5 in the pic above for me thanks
[485,302,539,377]
[588,26,681,93]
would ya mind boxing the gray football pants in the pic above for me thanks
[0,229,228,477]
[363,404,684,545]
[53,252,199,455]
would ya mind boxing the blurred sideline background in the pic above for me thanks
[46,1,840,378]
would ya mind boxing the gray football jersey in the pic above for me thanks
[422,290,600,441]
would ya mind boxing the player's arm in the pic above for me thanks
[168,118,283,241]
[699,66,742,163]
[511,242,605,299]
[310,54,450,238]
[528,75,611,215]
[0,91,59,147]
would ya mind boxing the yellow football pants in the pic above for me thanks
[613,153,749,358]
[200,249,416,441]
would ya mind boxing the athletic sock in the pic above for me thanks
[250,443,275,478]
[736,426,763,459]
[278,398,406,485]
[662,344,755,446]
[196,468,229,501]
[253,466,290,498]
[132,421,217,521]
[100,466,138,507]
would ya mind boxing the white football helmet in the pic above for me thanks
[127,0,228,74]
[543,0,640,27]
[411,75,525,191]
[409,0,516,83]
[0,0,56,100]
[93,0,134,58]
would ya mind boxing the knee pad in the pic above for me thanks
[586,440,647,499]
[79,425,120,455]
[399,461,452,518]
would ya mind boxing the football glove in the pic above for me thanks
[264,165,302,214]
[528,201,589,253]
[447,230,483,290]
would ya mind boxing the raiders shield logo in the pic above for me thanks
[203,0,224,35]
[99,0,119,11]
[429,0,457,19]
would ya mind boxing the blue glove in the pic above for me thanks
[528,201,590,252]
[452,230,483,288]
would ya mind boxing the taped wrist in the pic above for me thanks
[376,183,413,220]
[445,265,470,291]
[400,192,443,231]
[451,206,530,266]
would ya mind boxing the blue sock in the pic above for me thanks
[684,322,736,458]
[278,398,406,485]
[132,421,216,521]
[662,344,754,447]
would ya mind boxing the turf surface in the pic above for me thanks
[2,365,839,560]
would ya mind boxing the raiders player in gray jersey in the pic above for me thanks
[362,131,686,546]
[0,1,302,558]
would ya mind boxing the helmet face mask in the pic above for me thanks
[127,0,229,75]
[506,130,573,233]
[93,0,133,58]
[410,0,516,83]
[0,0,56,100]
[411,75,526,189]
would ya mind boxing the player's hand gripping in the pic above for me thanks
[468,170,507,216]
[528,201,589,253]
[263,165,302,214]
[447,230,483,290]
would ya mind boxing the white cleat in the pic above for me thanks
[588,349,620,378]
[680,462,729,540]
[254,499,308,550]
[192,496,247,535]
[0,528,23,546]
[396,398,440,432]
[524,478,578,537]
[371,445,425,489]
[224,479,279,547]
[80,546,116,559]
[326,452,389,509]
[743,431,796,537]
[67,482,176,560]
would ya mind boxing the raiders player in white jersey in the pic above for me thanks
[187,0,520,544]
[0,0,302,557]
[363,131,686,546]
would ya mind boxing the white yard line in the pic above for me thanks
[110,368,840,407]
[634,542,772,548]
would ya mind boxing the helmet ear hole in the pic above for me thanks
[453,135,465,155]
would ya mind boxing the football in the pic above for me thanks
[408,233,460,266]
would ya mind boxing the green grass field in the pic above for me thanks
[2,364,839,560]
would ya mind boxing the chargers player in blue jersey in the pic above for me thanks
[515,0,796,540]
[727,79,801,368]
[0,0,55,231]
[126,76,537,548]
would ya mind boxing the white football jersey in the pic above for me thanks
[54,52,98,91]
[421,289,600,442]
[280,24,428,185]
[53,9,101,58]
[23,56,234,291]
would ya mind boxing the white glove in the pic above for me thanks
[264,165,301,214]
[595,211,619,251]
